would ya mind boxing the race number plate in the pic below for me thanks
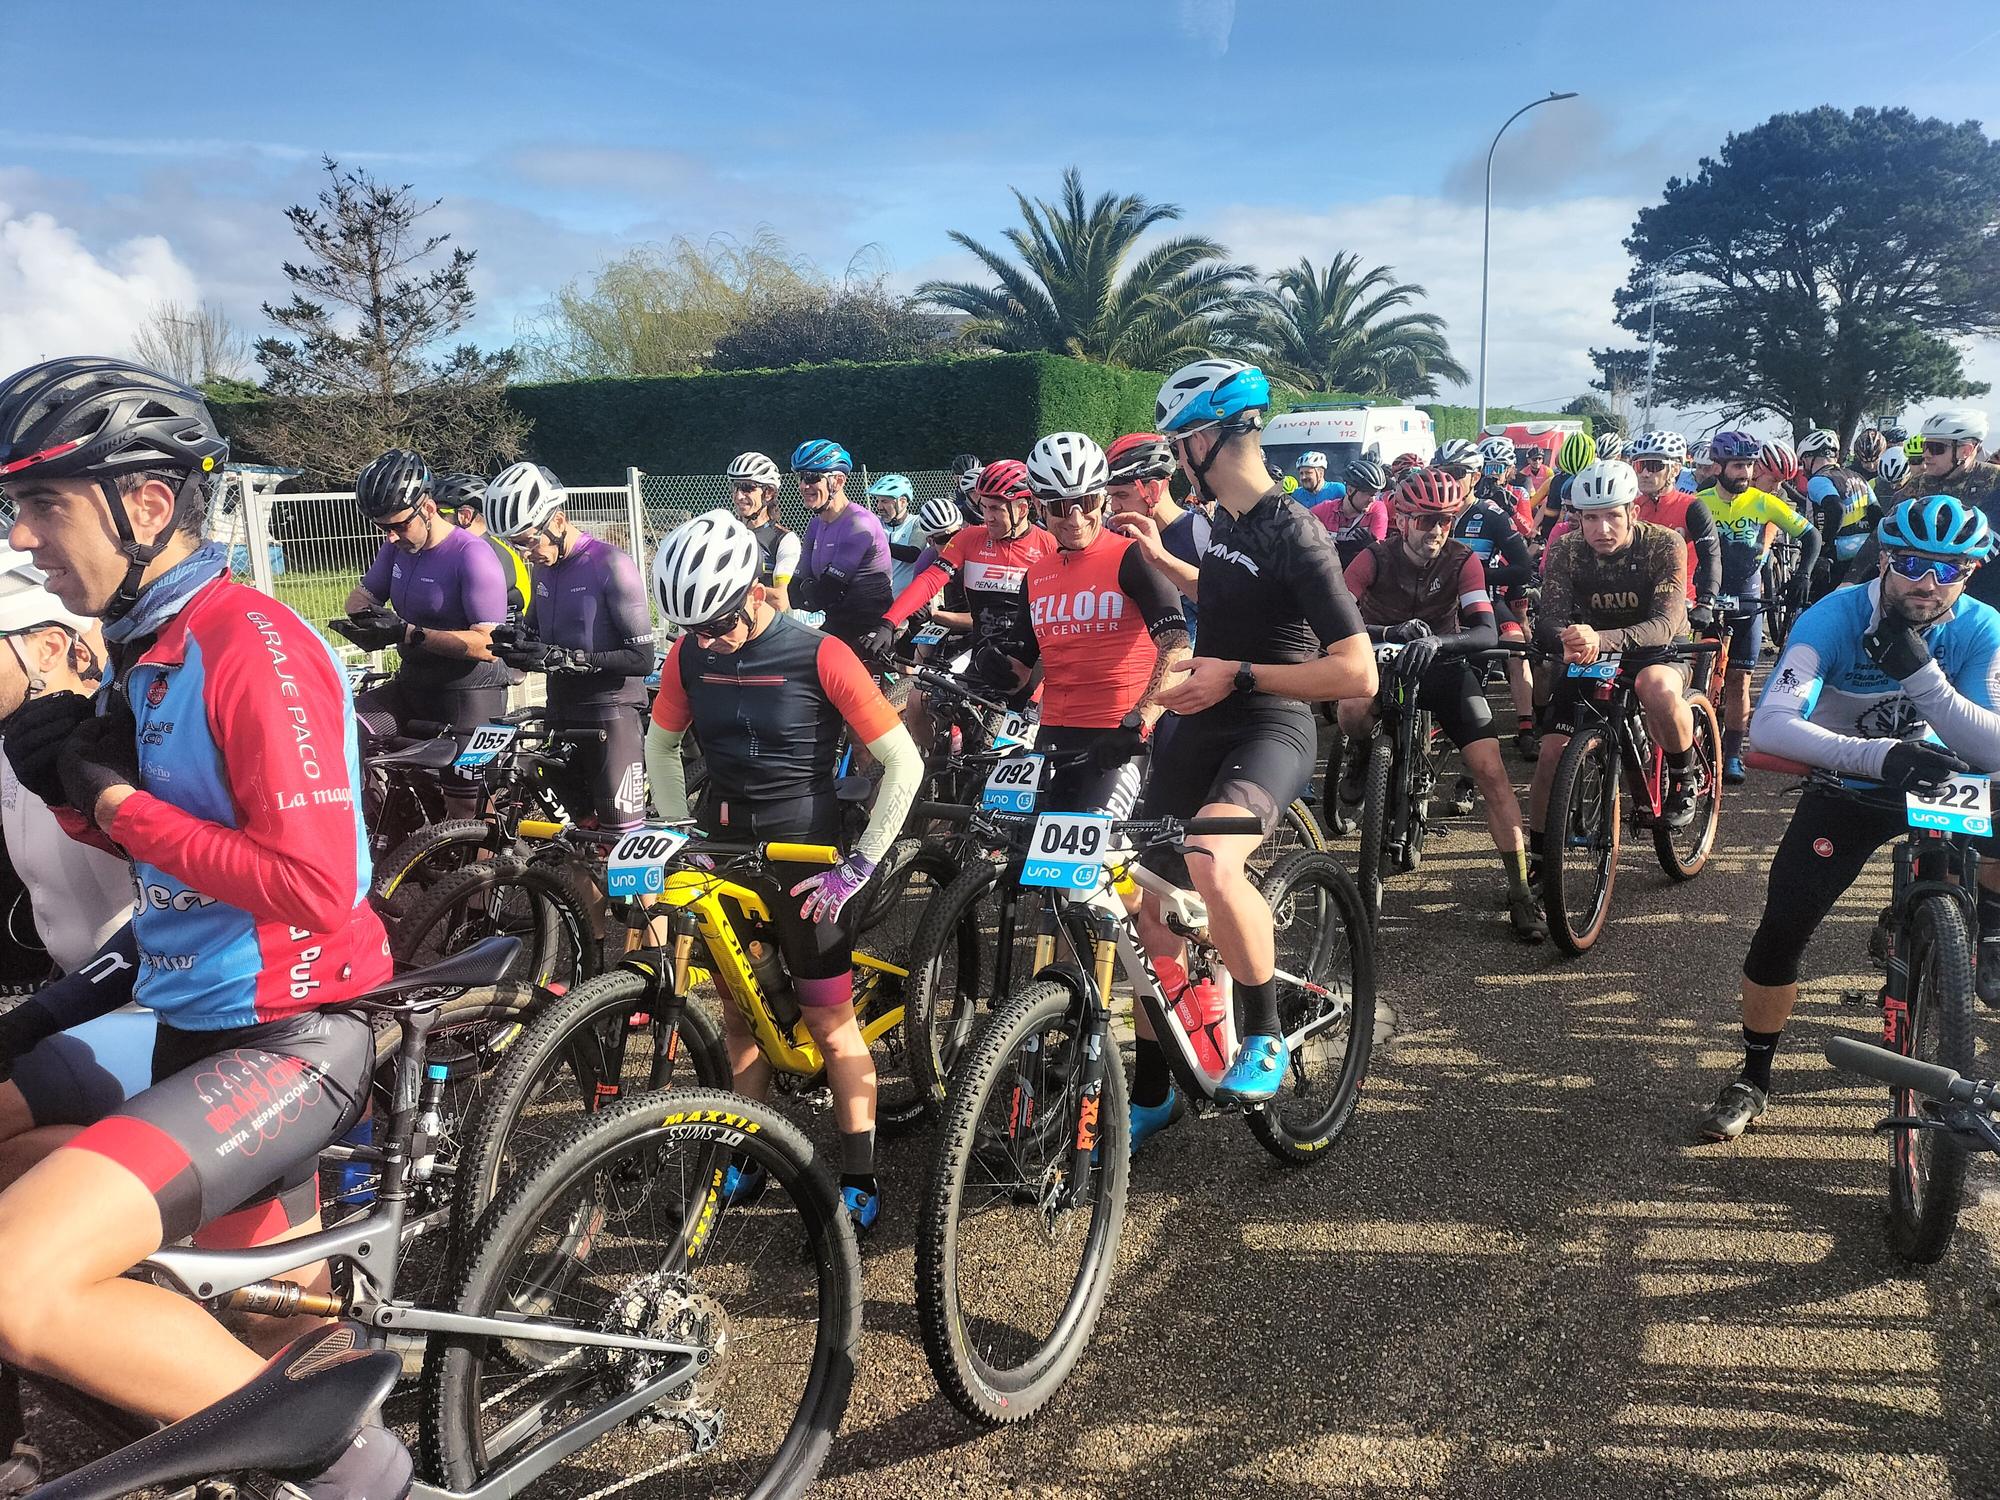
[344,665,371,693]
[995,710,1039,750]
[913,624,948,647]
[1716,594,1740,613]
[606,825,692,899]
[1906,774,1993,837]
[1020,812,1113,892]
[981,753,1045,814]
[453,723,518,769]
[1565,654,1621,681]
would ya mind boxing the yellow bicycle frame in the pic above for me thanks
[645,843,907,1078]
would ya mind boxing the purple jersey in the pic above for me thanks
[361,523,509,687]
[526,534,655,718]
[802,504,893,630]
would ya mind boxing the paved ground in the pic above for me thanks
[819,757,2000,1500]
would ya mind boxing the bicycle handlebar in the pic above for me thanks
[907,801,1264,841]
[1825,1036,1969,1102]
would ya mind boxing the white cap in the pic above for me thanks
[0,548,92,635]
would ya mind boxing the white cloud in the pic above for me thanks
[1176,0,1236,55]
[0,203,199,369]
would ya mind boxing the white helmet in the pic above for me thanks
[1922,410,1989,445]
[916,495,962,541]
[1296,450,1328,471]
[1626,429,1688,464]
[652,510,762,626]
[485,462,566,539]
[1025,432,1110,501]
[1878,448,1909,484]
[1434,437,1482,472]
[1479,435,1517,465]
[1568,459,1640,510]
[0,547,92,635]
[1594,431,1624,460]
[726,451,782,489]
[1797,428,1840,460]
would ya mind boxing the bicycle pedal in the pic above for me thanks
[1840,988,1874,1008]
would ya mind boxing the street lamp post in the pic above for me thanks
[1638,248,1700,430]
[1476,90,1579,436]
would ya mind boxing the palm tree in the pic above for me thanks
[1255,255,1468,397]
[917,168,1259,367]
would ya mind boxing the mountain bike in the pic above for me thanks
[6,936,861,1500]
[1540,642,1723,954]
[914,804,1373,1426]
[448,829,924,1235]
[1350,641,1439,923]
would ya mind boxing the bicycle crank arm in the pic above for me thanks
[370,1304,705,1360]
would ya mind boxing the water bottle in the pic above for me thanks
[1159,956,1228,1082]
[746,934,801,1031]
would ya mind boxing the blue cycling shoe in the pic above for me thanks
[721,1160,767,1205]
[1129,1087,1185,1153]
[1215,1035,1289,1105]
[842,1184,881,1235]
[1722,755,1747,785]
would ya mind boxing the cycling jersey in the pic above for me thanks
[1751,577,2000,783]
[1293,481,1344,508]
[799,505,893,644]
[887,524,1056,658]
[1198,487,1367,666]
[1700,484,1812,602]
[1344,538,1491,637]
[748,518,802,593]
[1806,468,1875,564]
[359,523,511,690]
[479,530,530,620]
[1636,489,1722,606]
[65,551,391,1030]
[1310,495,1389,566]
[525,533,654,719]
[651,611,899,805]
[881,513,924,596]
[1452,498,1532,598]
[1536,523,1688,652]
[1019,529,1185,729]
[1159,508,1210,643]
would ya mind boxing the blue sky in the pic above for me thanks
[2,0,1995,426]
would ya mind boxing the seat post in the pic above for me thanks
[374,1005,440,1204]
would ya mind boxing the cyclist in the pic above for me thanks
[1124,358,1374,1108]
[1529,459,1698,844]
[1689,438,1720,492]
[1797,427,1877,598]
[880,459,1053,704]
[1698,494,2000,1139]
[1755,438,1807,511]
[0,357,402,1499]
[1629,430,1722,621]
[1850,427,1887,478]
[1516,444,1552,502]
[1292,451,1342,507]
[1702,430,1821,782]
[950,451,984,525]
[436,472,529,622]
[485,462,653,832]
[647,511,922,1232]
[341,447,510,734]
[1477,436,1535,535]
[790,439,893,653]
[1536,430,1599,539]
[1336,470,1544,941]
[1105,431,1208,643]
[727,451,800,612]
[1595,432,1624,461]
[1311,455,1393,567]
[1454,453,1540,756]
[1840,414,1997,589]
[1876,446,1910,498]
[867,472,925,596]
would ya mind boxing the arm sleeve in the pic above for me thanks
[11,922,139,1041]
[1685,499,1721,606]
[1749,633,1893,779]
[359,541,396,602]
[1117,546,1186,637]
[579,555,656,677]
[1444,552,1496,648]
[106,608,372,934]
[885,535,960,624]
[1598,532,1688,652]
[772,532,801,585]
[1482,522,1534,589]
[855,724,922,866]
[1897,649,2000,772]
[458,536,508,628]
[645,722,689,823]
[1535,540,1575,654]
[523,581,541,638]
[648,638,692,732]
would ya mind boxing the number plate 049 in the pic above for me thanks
[1020,812,1112,892]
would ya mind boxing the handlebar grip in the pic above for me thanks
[908,802,974,825]
[1825,1036,1963,1100]
[1183,816,1268,837]
[764,842,840,866]
[515,818,566,840]
[1743,751,1810,776]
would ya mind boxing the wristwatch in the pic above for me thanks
[1233,661,1258,696]
[406,624,429,650]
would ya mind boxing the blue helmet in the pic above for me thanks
[789,438,852,475]
[1708,430,1760,463]
[865,472,913,502]
[1878,494,1996,560]
[1154,359,1271,435]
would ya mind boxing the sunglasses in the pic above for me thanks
[1922,441,1956,455]
[732,481,766,496]
[1632,458,1671,474]
[1887,552,1974,585]
[1043,493,1103,518]
[1402,512,1453,531]
[793,473,830,489]
[374,511,425,536]
[686,608,747,641]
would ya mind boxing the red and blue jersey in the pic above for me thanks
[66,574,391,1030]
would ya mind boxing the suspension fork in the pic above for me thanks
[1061,915,1118,1206]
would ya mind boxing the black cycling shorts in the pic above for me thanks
[1034,725,1143,819]
[356,678,507,737]
[1413,658,1498,748]
[1544,648,1686,736]
[1742,788,1912,987]
[544,708,648,833]
[1139,698,1313,884]
[1720,608,1763,672]
[60,1009,372,1248]
[697,791,853,989]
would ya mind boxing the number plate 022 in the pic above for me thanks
[1906,773,1992,836]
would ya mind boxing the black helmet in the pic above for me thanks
[433,472,489,514]
[1345,457,1388,491]
[950,452,981,475]
[0,356,229,619]
[355,449,433,520]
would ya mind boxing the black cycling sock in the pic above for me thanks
[840,1173,879,1197]
[1239,977,1280,1040]
[1741,1026,1782,1093]
[1723,728,1745,759]
[1666,746,1693,775]
[1132,1037,1171,1108]
[1516,714,1535,733]
[294,1423,412,1500]
[838,1128,875,1180]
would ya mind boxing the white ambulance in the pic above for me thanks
[1261,403,1435,481]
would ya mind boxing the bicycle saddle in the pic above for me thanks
[367,736,461,771]
[355,934,522,1006]
[29,1323,397,1500]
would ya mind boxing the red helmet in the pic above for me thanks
[973,458,1035,505]
[1105,432,1176,482]
[1757,438,1799,483]
[1394,468,1466,516]
[1389,451,1426,476]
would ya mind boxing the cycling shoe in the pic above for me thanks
[1697,1079,1768,1141]
[842,1184,881,1235]
[1507,892,1547,943]
[1722,756,1747,785]
[721,1159,768,1206]
[1129,1087,1185,1153]
[1663,778,1698,829]
[1215,1035,1289,1105]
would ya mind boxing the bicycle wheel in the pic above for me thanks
[1354,735,1393,923]
[917,980,1128,1427]
[452,964,732,1234]
[372,816,491,914]
[1246,850,1377,1164]
[1653,692,1723,880]
[1887,893,1977,1264]
[394,857,595,993]
[1543,723,1621,955]
[423,1088,859,1499]
[1251,798,1325,877]
[851,837,961,967]
[902,864,1041,1123]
